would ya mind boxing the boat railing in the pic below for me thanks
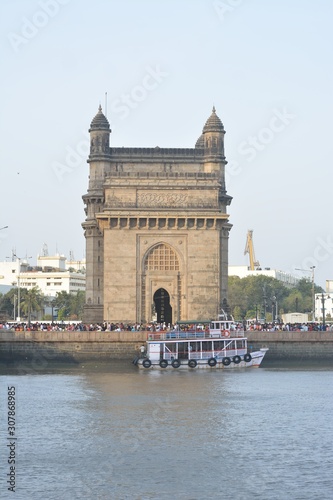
[148,330,205,340]
[147,330,245,341]
[189,348,247,359]
[163,348,247,361]
[209,329,245,338]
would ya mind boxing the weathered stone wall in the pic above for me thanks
[0,331,147,363]
[0,330,147,342]
[1,330,332,363]
[247,331,333,360]
[0,341,140,364]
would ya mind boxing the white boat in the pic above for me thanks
[135,313,268,370]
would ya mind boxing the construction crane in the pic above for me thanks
[42,243,49,257]
[244,230,260,270]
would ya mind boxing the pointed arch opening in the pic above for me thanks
[153,288,172,325]
[141,243,182,324]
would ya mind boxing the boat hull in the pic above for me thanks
[136,348,268,370]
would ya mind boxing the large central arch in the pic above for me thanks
[141,243,182,325]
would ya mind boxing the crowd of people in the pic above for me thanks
[247,321,333,332]
[0,321,173,332]
[0,320,332,332]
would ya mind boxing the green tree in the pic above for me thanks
[20,287,44,325]
[53,291,71,320]
[0,288,85,323]
[53,290,85,320]
[0,288,18,320]
[69,291,85,320]
[228,275,289,320]
[227,274,324,320]
[232,305,242,321]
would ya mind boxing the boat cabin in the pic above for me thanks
[147,337,247,362]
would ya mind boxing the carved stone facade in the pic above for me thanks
[82,106,232,325]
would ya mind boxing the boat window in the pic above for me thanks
[213,341,224,351]
[164,343,177,354]
[189,341,199,352]
[202,341,212,352]
[177,343,187,358]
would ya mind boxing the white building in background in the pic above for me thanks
[65,258,86,273]
[228,265,300,287]
[326,280,333,293]
[0,255,86,298]
[19,270,85,297]
[281,312,309,324]
[36,254,86,273]
[0,258,30,286]
[315,293,333,321]
[37,254,66,271]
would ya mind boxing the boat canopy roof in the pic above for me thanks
[176,320,211,325]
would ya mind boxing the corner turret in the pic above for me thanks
[202,106,225,160]
[89,105,111,160]
[200,107,231,206]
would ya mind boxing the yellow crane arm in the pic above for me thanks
[244,230,260,270]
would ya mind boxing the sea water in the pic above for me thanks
[0,361,332,500]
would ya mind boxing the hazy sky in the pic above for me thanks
[1,0,332,288]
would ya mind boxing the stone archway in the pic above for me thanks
[142,243,182,324]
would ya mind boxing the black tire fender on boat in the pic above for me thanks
[171,359,181,368]
[233,355,241,364]
[208,357,217,367]
[244,353,252,362]
[188,359,197,368]
[159,359,168,368]
[142,358,152,368]
[222,357,231,366]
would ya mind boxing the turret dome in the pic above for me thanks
[195,134,204,148]
[203,106,224,133]
[89,105,111,132]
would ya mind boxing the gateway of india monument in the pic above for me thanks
[82,106,232,325]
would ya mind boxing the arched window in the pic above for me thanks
[145,244,179,271]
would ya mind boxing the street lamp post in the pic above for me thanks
[276,298,278,321]
[321,294,326,329]
[295,266,316,321]
[13,254,32,322]
[51,299,56,323]
[310,266,316,322]
[14,255,23,322]
[13,295,17,321]
[262,285,267,323]
[317,293,330,330]
[17,271,21,322]
[271,296,277,322]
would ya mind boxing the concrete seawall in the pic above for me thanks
[0,330,147,363]
[0,330,333,363]
[247,331,333,361]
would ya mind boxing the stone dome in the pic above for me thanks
[89,105,111,131]
[195,134,204,148]
[203,106,224,133]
